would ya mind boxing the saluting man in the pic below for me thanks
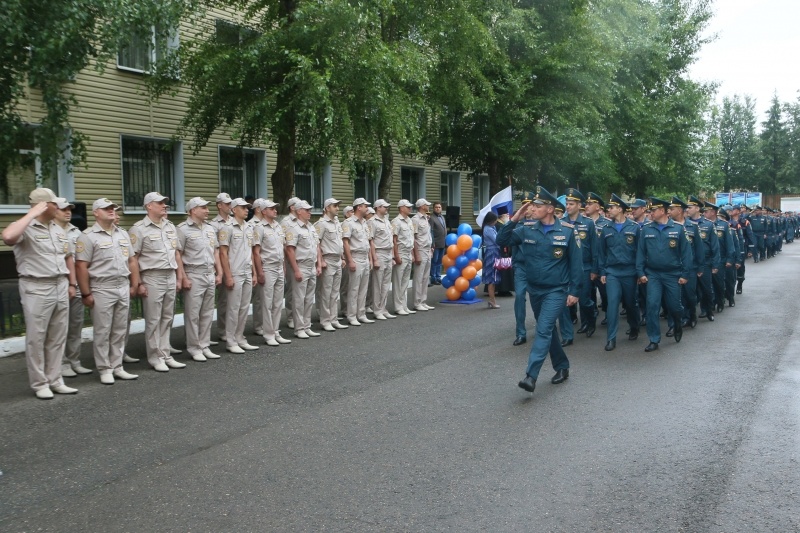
[392,199,415,315]
[76,198,141,384]
[636,198,694,352]
[129,192,187,372]
[314,198,348,332]
[218,198,260,353]
[253,199,292,346]
[411,198,435,311]
[369,199,396,320]
[2,188,79,399]
[496,186,582,395]
[176,197,223,362]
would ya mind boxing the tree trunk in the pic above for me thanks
[487,157,504,197]
[378,138,394,200]
[271,127,296,214]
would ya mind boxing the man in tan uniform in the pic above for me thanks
[365,207,376,314]
[177,197,223,362]
[285,200,322,338]
[314,198,349,332]
[219,198,259,353]
[343,198,375,326]
[392,199,416,316]
[412,198,435,311]
[54,199,93,377]
[369,199,396,320]
[129,192,187,372]
[253,199,291,346]
[339,205,354,318]
[76,198,140,384]
[282,197,300,330]
[2,188,79,399]
[116,208,139,364]
[249,199,266,336]
[210,192,233,343]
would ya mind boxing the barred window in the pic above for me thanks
[219,147,258,200]
[121,138,176,210]
[354,163,378,203]
[401,167,423,205]
[294,163,323,211]
[441,171,460,207]
[118,26,179,74]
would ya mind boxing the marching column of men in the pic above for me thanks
[508,186,795,393]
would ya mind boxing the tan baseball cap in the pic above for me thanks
[56,199,76,209]
[415,198,431,208]
[324,198,341,208]
[143,192,169,206]
[287,197,301,208]
[93,198,119,210]
[215,193,232,204]
[185,197,210,211]
[263,199,279,208]
[373,199,390,208]
[230,198,252,208]
[295,200,313,210]
[397,199,413,208]
[29,188,60,204]
[352,197,371,207]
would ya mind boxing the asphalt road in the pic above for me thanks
[1,248,799,532]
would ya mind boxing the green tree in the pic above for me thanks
[717,95,759,191]
[1,0,193,191]
[756,94,790,194]
[783,95,800,193]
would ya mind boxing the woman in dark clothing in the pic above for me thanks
[482,211,501,308]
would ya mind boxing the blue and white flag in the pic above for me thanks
[476,186,513,226]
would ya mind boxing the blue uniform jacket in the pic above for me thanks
[679,219,703,274]
[561,214,597,273]
[691,217,721,271]
[497,218,583,296]
[597,218,639,277]
[714,219,735,266]
[635,219,693,280]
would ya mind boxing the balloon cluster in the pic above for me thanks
[441,223,483,301]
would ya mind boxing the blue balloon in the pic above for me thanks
[441,276,454,289]
[471,235,482,248]
[463,288,477,301]
[466,247,480,261]
[445,233,458,247]
[469,275,482,288]
[446,266,461,280]
[457,223,473,236]
[455,255,469,269]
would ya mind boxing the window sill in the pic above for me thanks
[0,206,38,215]
[116,65,148,75]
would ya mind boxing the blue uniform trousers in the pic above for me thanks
[756,234,766,260]
[668,274,698,327]
[605,273,640,341]
[514,266,528,339]
[724,265,736,302]
[645,271,683,344]
[526,287,569,379]
[559,268,594,340]
[696,266,714,314]
[712,270,725,307]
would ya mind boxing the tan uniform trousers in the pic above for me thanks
[90,281,129,375]
[183,267,216,356]
[225,272,253,348]
[63,294,84,371]
[292,260,316,332]
[260,264,285,341]
[372,249,393,317]
[141,269,177,368]
[366,265,374,310]
[339,267,349,317]
[252,279,263,332]
[392,252,413,313]
[19,277,68,391]
[413,248,432,308]
[284,257,294,320]
[316,254,342,328]
[216,285,228,337]
[347,253,370,321]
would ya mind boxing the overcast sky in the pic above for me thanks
[688,0,800,124]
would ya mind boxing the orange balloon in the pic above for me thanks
[457,234,473,251]
[442,255,454,268]
[454,277,470,292]
[462,266,477,280]
[446,287,461,301]
[447,244,461,259]
[469,259,483,270]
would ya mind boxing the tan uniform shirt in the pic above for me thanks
[129,217,178,271]
[177,219,217,270]
[255,220,285,267]
[369,215,393,251]
[75,223,132,281]
[391,215,414,254]
[284,218,319,262]
[412,213,432,249]
[209,214,230,234]
[314,215,343,256]
[13,219,71,277]
[218,219,254,275]
[342,217,371,255]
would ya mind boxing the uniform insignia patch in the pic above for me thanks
[171,239,178,249]
[699,232,707,239]
[669,239,677,248]
[219,230,229,241]
[75,241,85,254]
[579,231,587,240]
[561,222,574,229]
[626,235,634,244]
[122,248,129,257]
[553,248,564,258]
[130,233,137,245]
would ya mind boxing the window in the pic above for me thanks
[473,175,489,213]
[0,126,63,208]
[219,147,266,200]
[401,167,424,205]
[118,26,179,73]
[121,137,182,211]
[215,19,259,47]
[354,163,379,203]
[294,162,329,212]
[440,171,461,207]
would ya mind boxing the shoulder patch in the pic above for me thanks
[130,233,137,245]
